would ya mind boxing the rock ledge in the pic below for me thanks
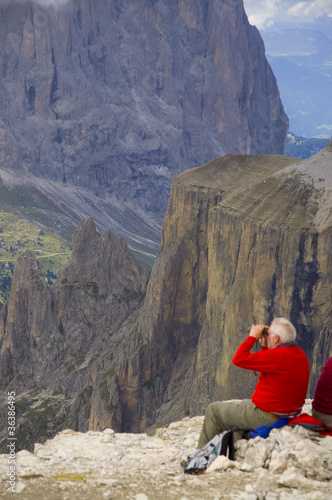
[1,401,331,500]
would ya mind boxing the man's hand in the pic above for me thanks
[249,324,267,340]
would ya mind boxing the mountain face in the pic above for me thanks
[118,141,332,429]
[1,143,332,451]
[0,217,150,451]
[0,0,288,255]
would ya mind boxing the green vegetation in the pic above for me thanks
[0,181,78,241]
[0,184,38,210]
[54,473,88,482]
[99,378,110,405]
[285,132,329,159]
[116,288,146,304]
[19,474,44,480]
[0,211,71,309]
[132,249,156,268]
[99,375,118,412]
[12,391,72,452]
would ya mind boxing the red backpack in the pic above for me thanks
[288,413,332,436]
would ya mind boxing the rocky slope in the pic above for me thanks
[0,401,331,500]
[0,0,288,254]
[0,217,150,451]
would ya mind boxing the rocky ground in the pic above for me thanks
[0,401,331,500]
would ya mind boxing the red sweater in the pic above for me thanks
[233,336,310,415]
[312,357,332,415]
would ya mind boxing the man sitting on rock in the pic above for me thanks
[312,356,332,428]
[197,318,310,448]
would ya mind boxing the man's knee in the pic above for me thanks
[206,402,217,414]
[205,401,224,420]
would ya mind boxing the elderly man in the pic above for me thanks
[197,317,310,448]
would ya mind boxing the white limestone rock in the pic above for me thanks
[205,455,237,473]
[0,411,331,499]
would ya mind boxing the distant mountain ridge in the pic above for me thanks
[285,132,329,159]
[262,19,332,138]
[0,0,288,255]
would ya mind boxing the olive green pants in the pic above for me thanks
[197,399,278,448]
[312,408,332,428]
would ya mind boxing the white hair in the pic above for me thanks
[270,317,296,343]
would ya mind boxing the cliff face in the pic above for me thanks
[0,0,288,247]
[120,145,332,427]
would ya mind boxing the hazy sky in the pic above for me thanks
[2,0,332,30]
[243,0,332,29]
